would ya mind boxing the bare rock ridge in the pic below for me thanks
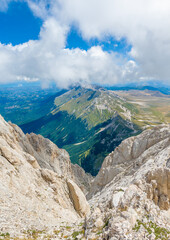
[88,124,170,198]
[0,115,90,236]
[0,114,170,239]
[86,125,170,239]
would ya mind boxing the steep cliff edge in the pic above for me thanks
[1,114,170,239]
[85,125,170,239]
[0,115,90,237]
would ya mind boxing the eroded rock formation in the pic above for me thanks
[86,125,170,239]
[0,115,170,239]
[0,115,90,237]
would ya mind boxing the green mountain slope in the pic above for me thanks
[21,86,141,175]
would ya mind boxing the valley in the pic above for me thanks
[0,85,170,175]
[114,90,170,127]
[20,86,141,175]
[0,83,61,125]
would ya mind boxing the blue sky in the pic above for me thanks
[0,1,42,45]
[66,27,131,56]
[0,1,130,56]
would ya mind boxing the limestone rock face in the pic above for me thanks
[12,124,73,179]
[1,114,170,239]
[89,125,170,197]
[146,168,170,210]
[86,125,170,239]
[0,115,89,236]
[71,163,93,194]
[67,179,90,217]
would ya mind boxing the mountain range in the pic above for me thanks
[0,85,170,175]
[20,86,170,174]
[20,86,140,175]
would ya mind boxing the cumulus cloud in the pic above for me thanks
[0,17,135,87]
[50,0,170,82]
[0,0,170,87]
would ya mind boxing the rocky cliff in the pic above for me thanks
[85,125,170,239]
[0,115,90,238]
[0,115,170,239]
[71,163,93,194]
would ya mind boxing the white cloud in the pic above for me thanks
[26,0,51,20]
[0,18,133,87]
[0,0,170,87]
[51,0,170,83]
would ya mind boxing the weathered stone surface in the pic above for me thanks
[85,125,170,239]
[0,114,170,239]
[0,115,89,237]
[146,168,170,210]
[67,179,90,217]
[71,163,93,194]
[88,125,170,198]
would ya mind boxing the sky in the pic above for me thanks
[0,0,170,88]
